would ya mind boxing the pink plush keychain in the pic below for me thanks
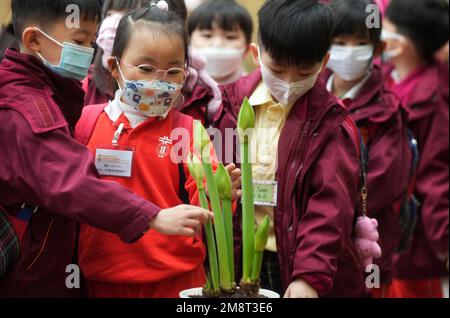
[354,187,382,268]
[355,216,382,268]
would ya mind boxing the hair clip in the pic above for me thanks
[149,0,169,11]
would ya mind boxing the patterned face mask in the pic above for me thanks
[117,63,183,118]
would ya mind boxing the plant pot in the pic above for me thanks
[179,287,281,299]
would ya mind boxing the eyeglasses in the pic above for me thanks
[118,59,187,84]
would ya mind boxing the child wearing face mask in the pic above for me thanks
[84,0,223,128]
[323,0,413,298]
[83,0,188,106]
[175,0,253,127]
[188,0,253,85]
[381,0,449,298]
[0,0,213,298]
[214,0,368,298]
[75,1,241,298]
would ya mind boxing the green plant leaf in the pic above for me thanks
[237,97,256,144]
[215,163,232,200]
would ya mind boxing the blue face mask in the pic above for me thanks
[35,29,94,81]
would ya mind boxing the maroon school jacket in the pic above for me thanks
[214,70,368,298]
[321,65,412,284]
[179,84,213,127]
[384,62,449,280]
[0,49,161,297]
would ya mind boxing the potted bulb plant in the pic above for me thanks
[181,98,280,299]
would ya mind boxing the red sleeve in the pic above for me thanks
[4,112,161,243]
[292,120,360,295]
[366,112,412,216]
[413,102,449,258]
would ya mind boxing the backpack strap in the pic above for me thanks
[396,129,420,253]
[343,117,369,218]
[358,130,369,217]
[75,104,106,145]
[343,117,368,190]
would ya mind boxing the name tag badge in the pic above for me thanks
[95,146,134,178]
[253,181,278,207]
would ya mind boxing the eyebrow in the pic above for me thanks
[137,56,184,67]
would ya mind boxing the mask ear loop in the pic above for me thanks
[34,28,64,47]
[381,31,406,61]
[179,67,190,88]
[257,46,263,66]
[165,70,187,114]
[171,92,186,110]
[114,57,128,93]
[33,28,64,67]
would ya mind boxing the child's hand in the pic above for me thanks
[149,205,213,237]
[225,163,242,200]
[284,278,319,298]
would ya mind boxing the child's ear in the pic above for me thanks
[22,27,42,53]
[373,40,387,58]
[108,56,118,79]
[250,43,259,67]
[321,52,331,72]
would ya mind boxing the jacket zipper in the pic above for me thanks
[282,120,313,273]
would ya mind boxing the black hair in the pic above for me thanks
[102,0,187,20]
[165,0,187,22]
[386,0,449,60]
[258,0,334,68]
[112,5,188,63]
[187,0,253,44]
[12,0,102,40]
[330,0,381,45]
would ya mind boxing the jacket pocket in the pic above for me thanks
[25,218,54,271]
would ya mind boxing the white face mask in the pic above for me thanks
[258,48,320,105]
[327,45,374,81]
[197,47,245,80]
